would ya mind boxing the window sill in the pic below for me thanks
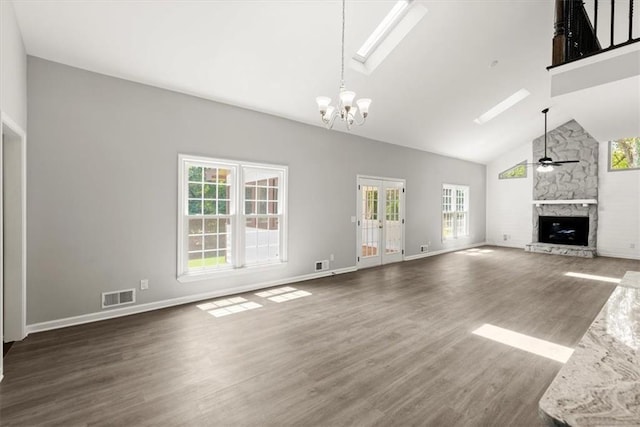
[177,262,287,283]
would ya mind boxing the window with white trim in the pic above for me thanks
[178,155,287,279]
[442,184,469,240]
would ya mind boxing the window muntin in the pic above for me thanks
[442,184,469,240]
[179,156,287,278]
[609,137,640,171]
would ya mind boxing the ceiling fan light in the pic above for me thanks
[537,164,554,173]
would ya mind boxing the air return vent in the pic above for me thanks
[315,260,329,271]
[102,289,136,309]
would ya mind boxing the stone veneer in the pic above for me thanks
[526,120,599,256]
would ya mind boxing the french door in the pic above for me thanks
[357,177,405,268]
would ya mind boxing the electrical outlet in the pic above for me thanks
[140,279,149,290]
[631,243,636,249]
[420,244,429,252]
[503,234,508,241]
[330,253,335,261]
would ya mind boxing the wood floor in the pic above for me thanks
[1,247,638,426]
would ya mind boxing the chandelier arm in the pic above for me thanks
[351,111,366,126]
[322,110,339,129]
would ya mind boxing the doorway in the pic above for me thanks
[1,113,27,377]
[357,177,405,268]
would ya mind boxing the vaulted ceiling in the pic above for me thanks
[11,0,573,164]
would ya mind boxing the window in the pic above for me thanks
[609,137,640,171]
[178,155,287,279]
[499,161,527,179]
[442,184,469,240]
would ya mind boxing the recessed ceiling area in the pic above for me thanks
[11,0,573,164]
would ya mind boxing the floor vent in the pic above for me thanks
[102,289,136,309]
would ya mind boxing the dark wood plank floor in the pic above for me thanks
[1,247,638,426]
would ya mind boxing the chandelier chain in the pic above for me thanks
[341,0,345,87]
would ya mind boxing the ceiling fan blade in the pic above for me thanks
[553,160,580,164]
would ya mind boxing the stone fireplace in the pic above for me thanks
[525,120,599,257]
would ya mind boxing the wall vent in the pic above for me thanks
[102,289,136,309]
[315,260,329,271]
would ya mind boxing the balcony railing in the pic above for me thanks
[552,0,639,67]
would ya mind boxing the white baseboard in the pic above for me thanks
[404,242,488,261]
[596,249,640,260]
[26,266,357,334]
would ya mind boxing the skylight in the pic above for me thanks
[353,0,414,63]
[473,89,531,125]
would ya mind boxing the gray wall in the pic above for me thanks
[27,57,486,324]
[1,0,27,129]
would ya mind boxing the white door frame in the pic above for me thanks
[356,175,405,269]
[0,111,28,382]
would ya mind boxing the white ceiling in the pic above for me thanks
[11,0,573,164]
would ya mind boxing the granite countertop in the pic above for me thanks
[539,271,640,426]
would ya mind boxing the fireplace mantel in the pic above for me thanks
[532,199,598,207]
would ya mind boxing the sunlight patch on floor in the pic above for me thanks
[565,272,621,284]
[472,323,573,363]
[195,297,262,318]
[267,290,312,303]
[255,286,297,297]
[455,248,494,256]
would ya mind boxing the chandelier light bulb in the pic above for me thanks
[537,164,554,173]
[316,96,331,115]
[339,90,356,109]
[356,98,372,117]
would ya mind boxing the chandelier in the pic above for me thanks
[315,0,371,130]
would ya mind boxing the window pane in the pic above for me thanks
[204,168,217,183]
[218,185,228,199]
[203,184,216,199]
[218,200,228,215]
[188,252,204,269]
[245,201,255,215]
[189,219,203,234]
[203,200,216,215]
[258,187,267,201]
[245,187,255,200]
[189,236,203,251]
[188,166,202,182]
[188,200,202,215]
[189,183,202,198]
[268,202,278,214]
[258,202,267,214]
[203,251,220,267]
[204,235,218,250]
[204,219,217,234]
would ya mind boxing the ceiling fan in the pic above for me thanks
[530,108,579,172]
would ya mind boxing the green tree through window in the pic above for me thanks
[499,161,527,179]
[610,137,640,170]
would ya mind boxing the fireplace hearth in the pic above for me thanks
[539,216,589,247]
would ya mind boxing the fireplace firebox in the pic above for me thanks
[538,216,589,246]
